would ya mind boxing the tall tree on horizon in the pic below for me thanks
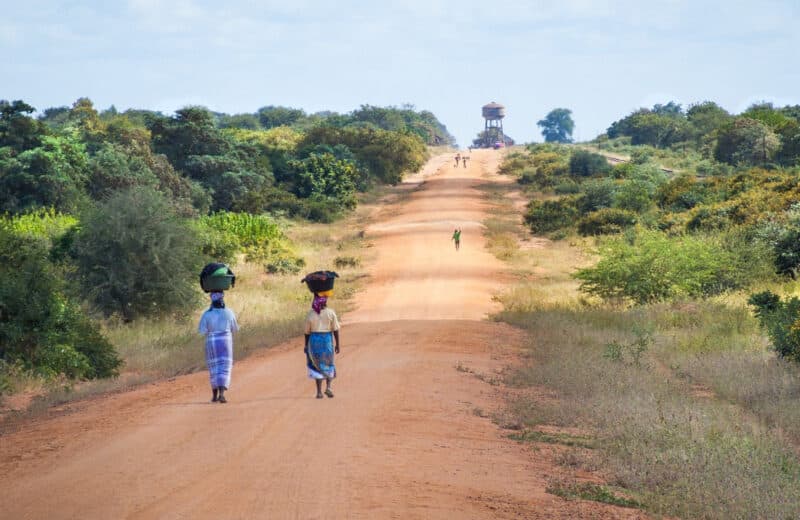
[538,108,575,143]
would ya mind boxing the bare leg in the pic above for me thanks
[212,387,219,402]
[324,378,334,398]
[218,386,227,403]
[315,379,323,398]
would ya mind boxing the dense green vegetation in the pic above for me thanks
[501,101,800,310]
[490,99,800,515]
[0,97,447,387]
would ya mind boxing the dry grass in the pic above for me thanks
[6,202,374,414]
[500,302,800,518]
[482,168,800,517]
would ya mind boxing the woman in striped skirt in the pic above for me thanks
[198,291,239,403]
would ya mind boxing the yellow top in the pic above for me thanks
[304,308,341,334]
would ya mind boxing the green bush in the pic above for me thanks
[656,174,710,211]
[748,291,800,360]
[265,256,306,274]
[333,255,360,268]
[614,180,653,213]
[577,208,638,235]
[0,207,78,241]
[0,229,121,380]
[577,179,617,213]
[525,198,579,234]
[774,227,800,278]
[192,222,240,265]
[73,187,201,321]
[575,229,741,303]
[569,149,611,177]
[198,211,291,261]
[553,180,580,194]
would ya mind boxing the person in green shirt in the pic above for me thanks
[452,228,461,251]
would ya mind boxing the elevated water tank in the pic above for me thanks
[482,102,506,120]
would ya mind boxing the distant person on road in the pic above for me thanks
[304,291,341,399]
[452,228,462,251]
[198,291,239,403]
[454,153,461,167]
[462,156,469,168]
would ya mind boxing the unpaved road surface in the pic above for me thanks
[0,150,644,519]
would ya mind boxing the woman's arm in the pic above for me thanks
[333,330,340,354]
[304,334,309,353]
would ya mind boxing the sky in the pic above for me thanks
[3,0,799,147]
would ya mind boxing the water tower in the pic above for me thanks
[482,101,505,147]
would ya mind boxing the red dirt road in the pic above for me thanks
[0,151,644,519]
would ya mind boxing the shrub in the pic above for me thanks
[265,256,306,274]
[657,174,708,211]
[333,255,360,268]
[575,229,741,303]
[198,211,293,262]
[73,187,202,321]
[577,208,637,235]
[0,207,78,242]
[614,180,653,213]
[553,180,581,194]
[577,179,617,213]
[192,222,240,265]
[569,149,611,177]
[498,152,535,176]
[748,291,800,360]
[685,204,732,231]
[0,229,121,380]
[525,198,579,234]
[517,167,539,185]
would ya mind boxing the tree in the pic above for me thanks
[686,101,731,143]
[569,149,611,177]
[0,134,90,213]
[0,228,121,379]
[290,152,358,210]
[257,106,306,129]
[714,118,780,166]
[73,187,202,321]
[538,108,574,143]
[0,99,44,151]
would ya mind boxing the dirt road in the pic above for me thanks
[0,150,641,519]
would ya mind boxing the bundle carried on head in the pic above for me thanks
[301,270,339,295]
[200,263,236,293]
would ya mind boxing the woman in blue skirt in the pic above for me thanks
[304,292,341,399]
[198,291,239,403]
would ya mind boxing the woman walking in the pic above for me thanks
[198,291,239,403]
[304,292,341,399]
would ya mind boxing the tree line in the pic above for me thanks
[0,98,451,385]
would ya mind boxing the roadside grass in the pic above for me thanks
[546,480,642,509]
[509,429,595,449]
[482,169,800,517]
[5,198,375,415]
[499,300,800,518]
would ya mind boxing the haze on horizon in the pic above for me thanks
[3,0,799,146]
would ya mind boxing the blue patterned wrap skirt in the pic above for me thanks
[307,332,336,379]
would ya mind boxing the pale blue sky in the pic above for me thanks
[3,0,799,146]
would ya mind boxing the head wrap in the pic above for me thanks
[210,291,225,309]
[312,295,328,314]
